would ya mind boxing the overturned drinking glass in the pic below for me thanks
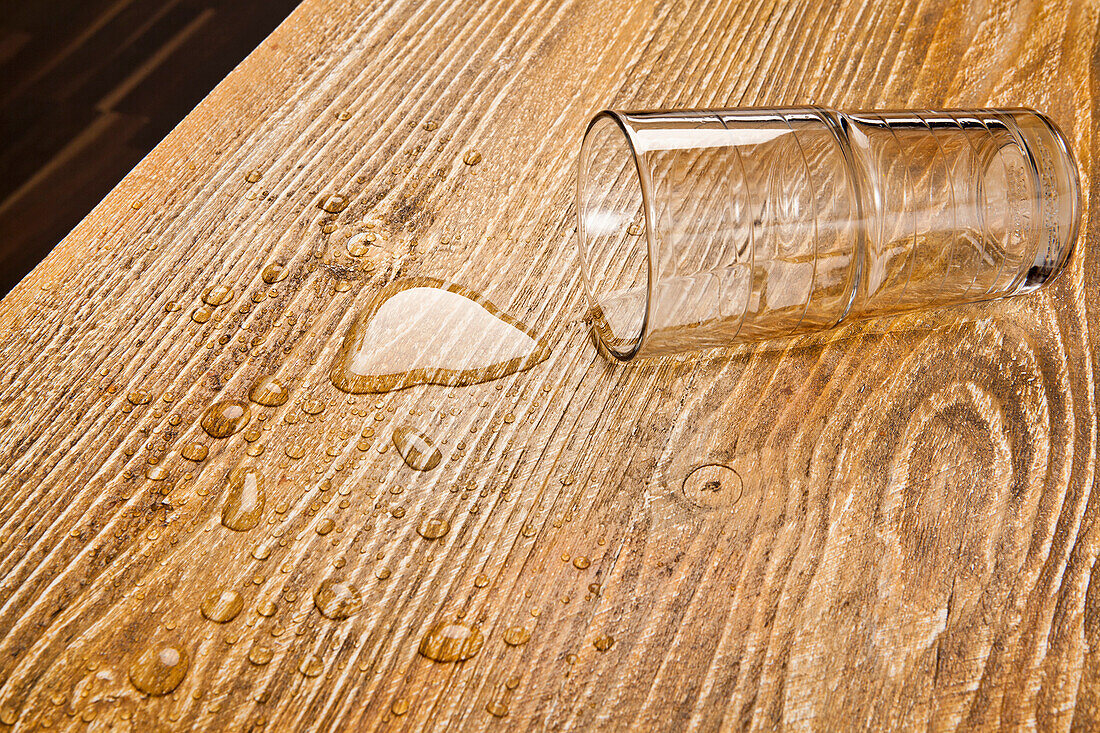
[577,107,1080,361]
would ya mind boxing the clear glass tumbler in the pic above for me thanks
[577,107,1080,360]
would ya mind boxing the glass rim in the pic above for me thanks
[1034,111,1082,289]
[577,109,655,362]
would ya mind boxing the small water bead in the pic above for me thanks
[391,699,409,716]
[127,390,151,405]
[593,634,615,652]
[261,263,288,284]
[245,170,263,183]
[626,221,644,236]
[145,465,169,481]
[222,468,265,531]
[298,655,324,677]
[301,398,325,415]
[249,377,289,406]
[316,518,335,535]
[347,232,381,258]
[252,544,272,560]
[416,517,449,540]
[318,194,349,213]
[243,426,262,442]
[201,589,244,623]
[181,442,208,461]
[248,646,273,665]
[128,644,190,696]
[314,580,363,619]
[392,426,442,471]
[191,306,214,323]
[573,556,591,570]
[202,285,234,306]
[0,706,16,725]
[246,443,265,457]
[501,626,531,646]
[285,444,305,460]
[486,701,509,718]
[375,567,392,580]
[390,506,406,519]
[256,600,278,617]
[463,150,482,166]
[473,573,489,588]
[201,400,251,438]
[418,622,483,662]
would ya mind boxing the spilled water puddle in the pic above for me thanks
[330,277,550,393]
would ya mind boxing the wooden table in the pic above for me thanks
[0,0,1095,729]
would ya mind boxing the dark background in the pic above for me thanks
[0,0,302,296]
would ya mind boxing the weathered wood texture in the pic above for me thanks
[0,0,1097,729]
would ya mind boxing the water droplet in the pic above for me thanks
[246,170,263,183]
[316,518,335,535]
[201,589,243,623]
[330,277,550,393]
[347,233,382,258]
[318,194,349,213]
[375,567,392,580]
[588,583,601,596]
[301,398,325,415]
[127,390,151,405]
[392,426,441,471]
[222,468,265,531]
[0,706,17,725]
[145,465,169,481]
[252,544,272,560]
[285,444,305,459]
[593,634,614,652]
[129,644,189,696]
[298,655,324,677]
[416,517,450,540]
[390,506,406,519]
[423,120,438,131]
[262,263,288,284]
[486,701,508,718]
[463,150,482,166]
[314,580,363,619]
[249,377,289,406]
[473,573,489,588]
[257,600,277,617]
[391,698,409,716]
[203,285,234,306]
[191,305,213,323]
[248,645,273,665]
[682,464,743,509]
[573,556,591,570]
[502,626,531,646]
[418,621,483,662]
[181,442,208,461]
[201,400,251,438]
[626,221,644,236]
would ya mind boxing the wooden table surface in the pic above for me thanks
[0,0,1096,729]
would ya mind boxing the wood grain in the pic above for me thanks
[0,0,1097,729]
